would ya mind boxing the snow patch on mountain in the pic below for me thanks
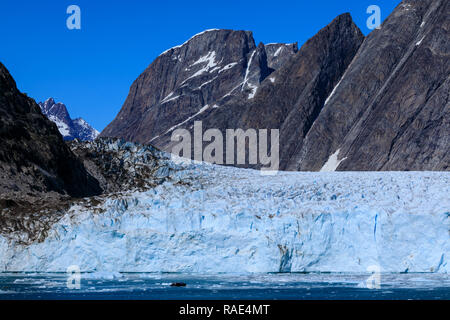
[160,29,221,56]
[181,51,219,84]
[161,92,181,104]
[320,149,347,172]
[273,46,283,57]
[247,84,258,99]
[242,51,256,92]
[38,98,99,141]
[48,115,71,137]
[416,36,425,46]
[324,78,343,106]
[73,118,100,141]
[219,62,238,73]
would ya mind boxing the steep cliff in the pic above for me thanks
[101,0,449,172]
[100,29,298,145]
[0,63,101,205]
[297,0,449,171]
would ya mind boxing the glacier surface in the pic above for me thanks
[0,159,448,273]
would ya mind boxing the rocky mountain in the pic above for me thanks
[101,0,449,172]
[197,13,364,171]
[100,29,298,143]
[0,62,102,207]
[295,0,449,171]
[39,98,99,141]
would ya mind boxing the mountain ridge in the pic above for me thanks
[100,29,299,143]
[296,0,449,171]
[39,98,99,141]
[101,0,449,172]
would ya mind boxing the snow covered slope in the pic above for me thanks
[39,98,99,141]
[0,148,448,273]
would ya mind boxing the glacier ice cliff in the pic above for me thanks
[0,158,448,273]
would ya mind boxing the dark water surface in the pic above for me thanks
[0,273,448,300]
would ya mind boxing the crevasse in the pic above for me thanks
[0,158,448,273]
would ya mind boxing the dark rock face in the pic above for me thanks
[102,0,449,172]
[265,43,299,70]
[100,29,298,144]
[296,0,449,171]
[39,98,99,141]
[0,63,102,201]
[101,16,364,170]
[216,13,364,171]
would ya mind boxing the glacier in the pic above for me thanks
[0,156,448,274]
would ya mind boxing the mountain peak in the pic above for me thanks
[335,12,352,20]
[38,98,99,141]
[160,29,253,57]
[45,97,55,104]
[100,28,296,142]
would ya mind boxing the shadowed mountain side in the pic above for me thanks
[0,62,102,206]
[296,0,449,171]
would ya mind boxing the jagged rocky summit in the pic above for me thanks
[39,98,99,141]
[100,28,299,144]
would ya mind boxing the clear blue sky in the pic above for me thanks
[0,0,399,131]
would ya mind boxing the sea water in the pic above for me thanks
[0,273,448,300]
